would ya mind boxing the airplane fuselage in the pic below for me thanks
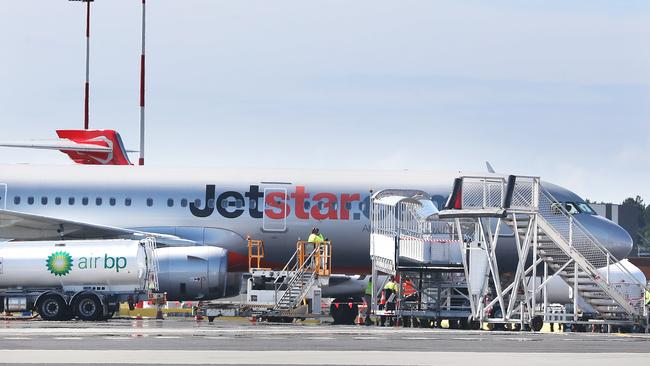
[0,164,632,274]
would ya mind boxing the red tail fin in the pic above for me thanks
[56,130,133,165]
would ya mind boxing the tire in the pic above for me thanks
[74,294,103,321]
[330,301,357,325]
[530,316,544,332]
[38,294,69,321]
[448,319,459,329]
[469,320,482,330]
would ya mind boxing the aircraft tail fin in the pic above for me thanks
[486,161,496,174]
[56,130,133,165]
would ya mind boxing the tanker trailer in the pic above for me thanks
[0,239,158,321]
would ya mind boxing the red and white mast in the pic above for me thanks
[138,0,146,165]
[69,0,93,130]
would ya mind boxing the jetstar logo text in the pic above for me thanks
[190,185,369,221]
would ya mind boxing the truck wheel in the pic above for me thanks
[530,316,544,332]
[38,295,68,321]
[74,295,103,321]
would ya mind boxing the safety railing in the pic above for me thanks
[297,240,332,277]
[460,176,506,209]
[247,237,266,271]
[453,175,539,211]
[273,242,324,310]
[537,187,648,313]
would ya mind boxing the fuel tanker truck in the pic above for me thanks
[0,239,161,320]
[0,238,236,321]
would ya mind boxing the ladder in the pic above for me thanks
[439,175,648,328]
[273,241,331,311]
[142,237,159,292]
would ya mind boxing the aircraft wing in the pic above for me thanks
[0,209,196,247]
[0,140,113,152]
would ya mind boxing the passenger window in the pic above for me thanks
[96,198,102,206]
[13,196,20,205]
[68,197,75,205]
[208,199,215,209]
[109,198,116,206]
[236,199,243,209]
[125,198,132,207]
[194,199,201,207]
[180,199,188,208]
[345,202,352,210]
[82,197,89,206]
[41,197,48,205]
[167,199,174,207]
[304,201,310,210]
[27,197,34,205]
[249,199,257,210]
[55,197,61,205]
[146,198,153,207]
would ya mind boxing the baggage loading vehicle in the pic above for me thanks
[0,238,159,321]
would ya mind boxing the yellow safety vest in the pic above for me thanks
[645,290,650,305]
[365,281,373,296]
[308,233,324,243]
[384,281,398,292]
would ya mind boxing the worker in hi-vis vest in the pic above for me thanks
[308,227,325,243]
[645,289,650,306]
[380,276,398,326]
[364,278,373,326]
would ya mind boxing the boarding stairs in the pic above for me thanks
[273,241,331,311]
[439,175,648,327]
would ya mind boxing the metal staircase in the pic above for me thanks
[273,241,331,311]
[439,175,648,328]
[535,188,642,319]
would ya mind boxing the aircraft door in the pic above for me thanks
[262,187,288,232]
[0,184,6,210]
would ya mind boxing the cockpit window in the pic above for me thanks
[564,202,579,215]
[575,202,596,215]
[562,201,596,215]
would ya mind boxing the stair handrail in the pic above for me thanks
[505,178,645,291]
[274,245,320,309]
[273,248,300,286]
[538,186,648,303]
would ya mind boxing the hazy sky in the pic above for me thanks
[1,1,648,203]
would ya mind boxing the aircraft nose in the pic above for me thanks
[575,214,633,260]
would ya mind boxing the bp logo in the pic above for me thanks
[46,251,73,276]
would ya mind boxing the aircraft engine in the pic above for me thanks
[156,247,240,301]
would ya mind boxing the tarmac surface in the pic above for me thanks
[0,318,648,365]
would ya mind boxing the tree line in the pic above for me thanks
[622,196,650,249]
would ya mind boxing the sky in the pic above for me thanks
[0,1,648,204]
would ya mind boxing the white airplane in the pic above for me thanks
[0,129,635,324]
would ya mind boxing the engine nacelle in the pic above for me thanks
[156,247,239,301]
